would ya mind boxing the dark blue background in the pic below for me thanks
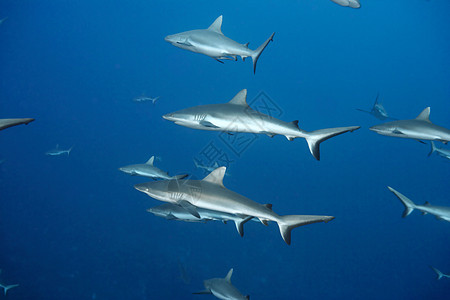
[1,0,449,299]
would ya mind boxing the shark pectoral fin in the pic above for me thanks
[165,213,178,220]
[199,120,220,128]
[178,200,201,219]
[234,216,253,237]
[193,289,211,295]
[214,58,224,64]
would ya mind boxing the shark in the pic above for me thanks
[147,203,260,237]
[387,186,450,222]
[119,155,188,180]
[45,144,73,156]
[133,96,160,104]
[163,89,360,161]
[430,266,450,280]
[135,166,335,245]
[356,93,395,120]
[194,161,231,176]
[0,283,19,296]
[0,118,34,131]
[370,107,450,144]
[164,15,275,73]
[194,269,249,300]
[330,0,361,8]
[428,141,450,160]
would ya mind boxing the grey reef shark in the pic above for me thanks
[356,93,396,120]
[387,186,450,222]
[330,0,361,8]
[370,107,450,144]
[147,203,260,237]
[164,15,275,73]
[430,266,450,280]
[135,166,334,245]
[133,95,160,104]
[45,144,73,156]
[119,155,188,180]
[194,269,249,300]
[428,141,450,160]
[0,118,34,131]
[163,89,360,161]
[194,160,231,176]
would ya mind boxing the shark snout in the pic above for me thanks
[369,125,382,132]
[134,183,148,193]
[164,35,176,43]
[162,113,175,121]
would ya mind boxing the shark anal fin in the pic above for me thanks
[178,200,201,219]
[260,131,275,138]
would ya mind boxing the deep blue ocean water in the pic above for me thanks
[1,1,450,299]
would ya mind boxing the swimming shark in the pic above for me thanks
[194,161,231,176]
[0,118,34,131]
[370,108,450,144]
[194,268,249,300]
[147,203,260,237]
[163,89,360,161]
[430,266,450,280]
[0,283,19,296]
[119,155,188,180]
[164,16,275,73]
[135,166,334,245]
[428,141,450,160]
[330,0,361,8]
[133,96,160,104]
[356,93,395,120]
[45,144,73,156]
[387,186,450,222]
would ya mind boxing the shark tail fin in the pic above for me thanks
[430,266,444,280]
[67,146,74,156]
[428,141,436,157]
[304,126,360,160]
[3,284,19,296]
[387,186,416,218]
[172,174,189,180]
[251,32,275,74]
[276,215,335,245]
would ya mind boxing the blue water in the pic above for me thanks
[1,1,450,299]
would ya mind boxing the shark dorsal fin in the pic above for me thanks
[243,42,249,48]
[228,89,248,106]
[225,268,233,282]
[146,156,155,165]
[207,16,223,34]
[202,167,226,187]
[264,204,273,210]
[416,107,431,123]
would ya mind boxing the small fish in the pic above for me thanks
[45,144,73,156]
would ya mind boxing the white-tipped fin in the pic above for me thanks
[225,268,233,282]
[416,107,431,123]
[207,16,223,34]
[146,156,155,165]
[228,89,248,106]
[387,186,416,218]
[202,167,226,187]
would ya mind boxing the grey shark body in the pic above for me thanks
[163,89,360,160]
[330,0,361,8]
[194,269,249,300]
[45,144,73,156]
[147,203,259,236]
[0,118,34,131]
[388,186,450,222]
[135,166,334,245]
[370,108,450,144]
[430,266,450,280]
[428,141,450,160]
[165,16,275,73]
[194,161,231,176]
[119,156,188,180]
[357,93,395,120]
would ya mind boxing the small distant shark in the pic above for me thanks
[133,96,160,104]
[387,186,450,222]
[194,269,249,300]
[0,118,34,131]
[428,141,450,160]
[147,203,260,237]
[430,266,450,280]
[194,161,230,176]
[163,89,360,160]
[45,144,73,156]
[356,93,396,120]
[119,155,188,180]
[135,166,334,245]
[165,15,275,73]
[330,0,361,8]
[0,283,19,296]
[370,107,450,144]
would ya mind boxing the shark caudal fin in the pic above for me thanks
[387,186,416,218]
[430,266,449,280]
[67,146,74,156]
[428,141,437,157]
[277,215,335,245]
[251,32,275,74]
[304,126,360,161]
[0,284,19,296]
